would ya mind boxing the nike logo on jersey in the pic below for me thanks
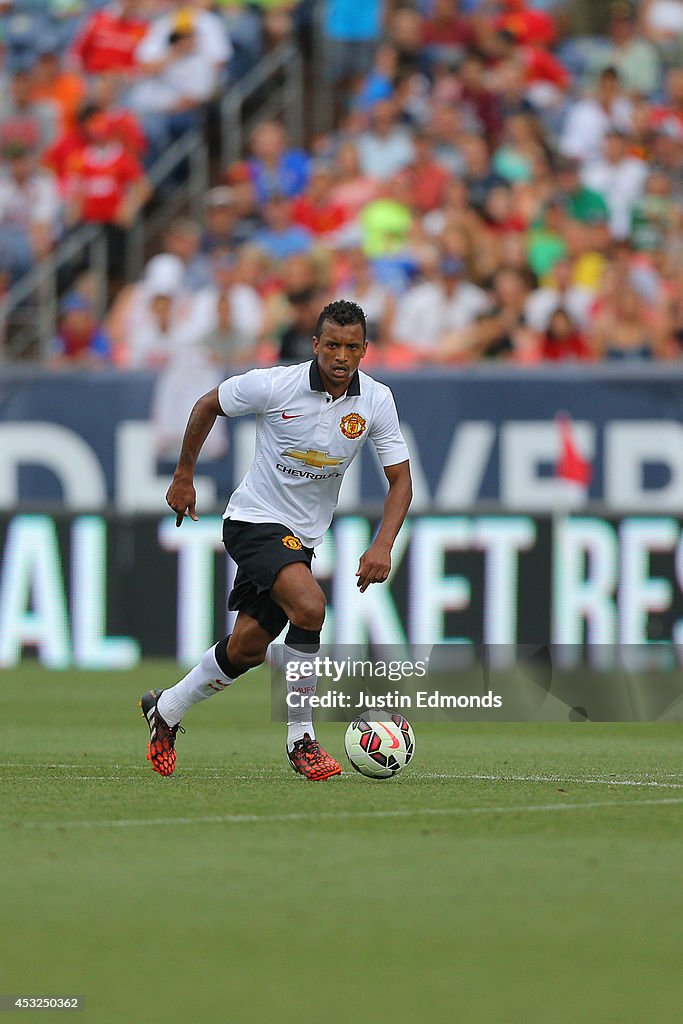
[281,411,302,419]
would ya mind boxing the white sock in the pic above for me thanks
[157,644,235,726]
[284,643,318,749]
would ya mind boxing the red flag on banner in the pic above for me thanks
[555,412,592,487]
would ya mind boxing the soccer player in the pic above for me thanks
[140,299,412,780]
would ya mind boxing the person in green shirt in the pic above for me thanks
[359,172,414,258]
[554,156,610,225]
[526,197,569,278]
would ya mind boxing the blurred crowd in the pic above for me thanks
[5,0,683,397]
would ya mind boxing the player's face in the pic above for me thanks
[313,320,367,395]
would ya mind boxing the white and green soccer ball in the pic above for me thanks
[344,714,415,779]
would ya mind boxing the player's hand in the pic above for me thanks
[166,477,198,527]
[356,544,391,592]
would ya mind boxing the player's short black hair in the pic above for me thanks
[315,300,367,341]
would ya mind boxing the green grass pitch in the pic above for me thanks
[2,662,683,1024]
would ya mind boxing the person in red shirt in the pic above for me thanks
[459,51,503,142]
[492,28,569,92]
[422,0,476,54]
[399,130,450,214]
[45,91,146,199]
[291,161,348,239]
[62,111,150,283]
[64,111,149,226]
[495,0,557,48]
[44,103,96,195]
[540,308,592,362]
[70,0,148,79]
[90,74,147,158]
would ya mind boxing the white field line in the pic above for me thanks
[3,764,683,790]
[3,797,683,832]
[0,763,273,772]
[420,772,683,790]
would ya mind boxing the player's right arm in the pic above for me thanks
[166,367,275,526]
[166,386,224,526]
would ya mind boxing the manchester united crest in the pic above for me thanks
[282,534,303,550]
[340,412,366,439]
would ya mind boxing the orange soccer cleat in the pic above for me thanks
[287,733,342,781]
[138,689,185,777]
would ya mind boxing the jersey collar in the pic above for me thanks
[308,359,361,397]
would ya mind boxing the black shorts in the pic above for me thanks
[222,519,314,639]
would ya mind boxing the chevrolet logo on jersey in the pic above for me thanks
[281,448,348,469]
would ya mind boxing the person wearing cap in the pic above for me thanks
[105,252,197,365]
[141,251,231,460]
[129,6,229,162]
[199,186,256,255]
[135,1,231,82]
[49,292,112,366]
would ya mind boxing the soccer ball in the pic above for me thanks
[344,714,415,779]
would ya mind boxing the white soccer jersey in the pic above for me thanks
[217,360,409,547]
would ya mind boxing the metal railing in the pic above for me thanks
[220,40,304,166]
[0,130,209,362]
[125,128,209,281]
[0,224,108,363]
[1,37,302,363]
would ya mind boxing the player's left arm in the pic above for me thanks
[356,460,412,592]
